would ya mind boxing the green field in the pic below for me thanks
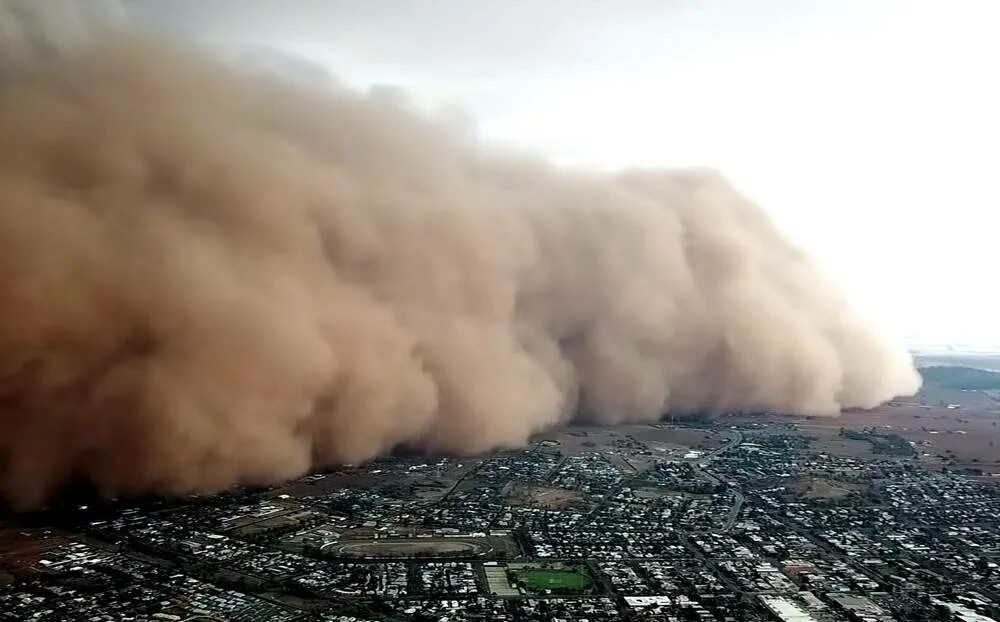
[516,568,592,592]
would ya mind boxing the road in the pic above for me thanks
[705,429,744,460]
[694,429,744,531]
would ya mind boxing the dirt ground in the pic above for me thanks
[913,387,1000,411]
[786,476,862,500]
[534,424,726,457]
[329,537,490,558]
[728,404,1000,470]
[507,484,587,509]
[268,459,479,503]
[847,405,1000,469]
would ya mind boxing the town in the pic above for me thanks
[2,403,1000,622]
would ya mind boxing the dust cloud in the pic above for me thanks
[0,2,919,508]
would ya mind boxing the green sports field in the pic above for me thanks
[515,567,592,592]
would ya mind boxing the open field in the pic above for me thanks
[266,458,480,504]
[507,484,586,509]
[786,476,862,500]
[728,421,878,460]
[229,508,329,539]
[910,387,1000,411]
[630,425,731,452]
[796,426,878,459]
[843,405,1000,469]
[727,403,1000,471]
[515,567,592,593]
[326,537,491,559]
[533,424,729,457]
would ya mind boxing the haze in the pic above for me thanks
[125,0,1000,348]
[0,0,920,506]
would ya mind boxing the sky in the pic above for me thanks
[124,0,1000,348]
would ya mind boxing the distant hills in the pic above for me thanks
[919,365,1000,391]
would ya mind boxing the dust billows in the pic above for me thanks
[0,0,122,79]
[0,14,919,508]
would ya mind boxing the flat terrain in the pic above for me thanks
[727,402,1000,472]
[507,484,586,509]
[269,459,479,504]
[535,424,725,451]
[4,395,1000,621]
[328,538,490,558]
[786,476,861,501]
[515,567,592,592]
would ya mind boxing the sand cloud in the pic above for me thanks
[0,2,919,508]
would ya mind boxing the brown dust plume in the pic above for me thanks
[0,10,919,508]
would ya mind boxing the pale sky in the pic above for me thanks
[126,0,1000,347]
